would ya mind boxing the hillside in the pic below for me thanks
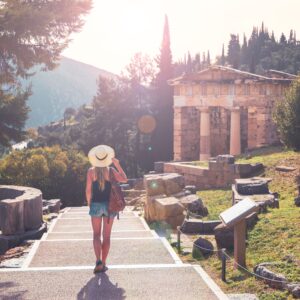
[23,57,114,128]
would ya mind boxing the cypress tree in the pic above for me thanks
[202,52,206,69]
[227,34,241,68]
[221,44,226,66]
[152,15,174,162]
[194,53,201,71]
[207,51,211,66]
[280,33,287,45]
[240,34,248,67]
[187,52,192,74]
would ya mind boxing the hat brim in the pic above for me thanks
[88,145,115,167]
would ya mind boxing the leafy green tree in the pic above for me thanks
[0,146,89,206]
[0,87,31,146]
[122,53,156,175]
[0,0,91,146]
[76,76,138,176]
[273,78,300,150]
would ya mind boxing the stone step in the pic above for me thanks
[1,266,226,299]
[28,238,178,267]
[46,230,156,240]
[51,216,148,232]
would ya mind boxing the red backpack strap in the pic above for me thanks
[109,167,115,183]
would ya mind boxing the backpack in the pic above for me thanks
[108,168,125,214]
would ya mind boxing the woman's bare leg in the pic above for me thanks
[91,217,102,261]
[102,217,114,265]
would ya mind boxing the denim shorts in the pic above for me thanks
[89,202,117,218]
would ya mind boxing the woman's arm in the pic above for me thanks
[111,158,128,183]
[85,168,93,206]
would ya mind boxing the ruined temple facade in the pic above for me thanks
[169,66,296,161]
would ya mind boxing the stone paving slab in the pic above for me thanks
[46,230,155,240]
[52,218,147,232]
[0,267,220,299]
[29,239,175,267]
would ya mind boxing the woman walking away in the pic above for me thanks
[86,145,127,273]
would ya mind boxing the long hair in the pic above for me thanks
[95,167,108,191]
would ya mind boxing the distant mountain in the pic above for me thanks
[23,57,114,128]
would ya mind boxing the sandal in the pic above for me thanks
[93,259,104,273]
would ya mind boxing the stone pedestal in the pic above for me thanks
[143,173,186,228]
[230,107,241,156]
[199,107,211,161]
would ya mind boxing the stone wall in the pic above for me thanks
[174,106,199,161]
[210,107,230,156]
[163,155,263,189]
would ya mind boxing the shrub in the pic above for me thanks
[273,77,300,150]
[0,146,90,207]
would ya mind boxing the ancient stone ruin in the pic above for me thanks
[143,173,207,228]
[232,177,279,211]
[0,185,45,254]
[169,65,295,161]
[158,154,263,189]
[179,176,279,251]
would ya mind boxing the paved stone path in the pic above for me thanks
[0,207,229,299]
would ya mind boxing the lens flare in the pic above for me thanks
[137,115,156,134]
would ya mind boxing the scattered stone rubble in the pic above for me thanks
[143,173,208,228]
[254,263,300,298]
[232,177,279,211]
[192,237,214,256]
[120,179,146,212]
[42,199,61,215]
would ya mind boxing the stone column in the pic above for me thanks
[230,107,241,156]
[199,107,211,161]
[173,107,183,161]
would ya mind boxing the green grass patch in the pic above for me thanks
[198,189,232,220]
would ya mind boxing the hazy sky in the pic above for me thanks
[63,0,300,74]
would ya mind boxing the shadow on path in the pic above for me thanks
[77,273,126,300]
[0,281,27,300]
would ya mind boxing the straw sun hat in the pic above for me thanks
[88,145,115,167]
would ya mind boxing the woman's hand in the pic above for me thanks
[111,157,127,183]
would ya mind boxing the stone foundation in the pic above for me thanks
[0,185,43,236]
[162,155,263,189]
